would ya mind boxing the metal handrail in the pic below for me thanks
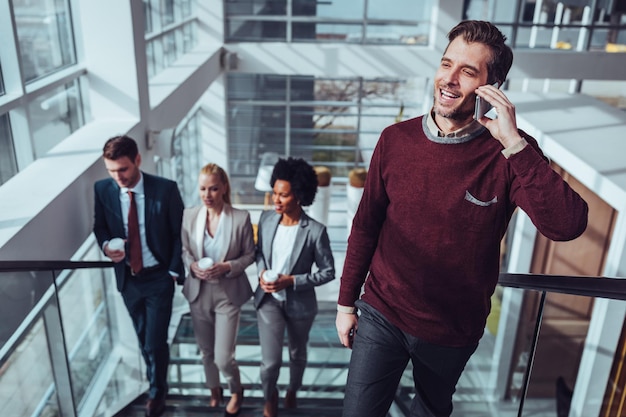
[499,272,626,301]
[0,260,113,272]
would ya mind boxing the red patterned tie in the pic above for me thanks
[127,191,143,273]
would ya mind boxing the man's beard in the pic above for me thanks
[433,95,474,121]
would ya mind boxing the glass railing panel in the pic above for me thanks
[521,295,626,417]
[0,304,61,417]
[0,260,146,417]
[57,266,114,411]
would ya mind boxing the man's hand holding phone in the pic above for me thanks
[474,82,500,120]
[474,82,525,150]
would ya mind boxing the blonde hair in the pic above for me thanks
[199,163,232,204]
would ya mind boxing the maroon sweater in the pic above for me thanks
[338,116,588,347]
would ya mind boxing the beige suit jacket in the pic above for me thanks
[181,204,255,306]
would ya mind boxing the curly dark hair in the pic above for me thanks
[270,157,318,207]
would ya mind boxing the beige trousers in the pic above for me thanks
[189,280,242,393]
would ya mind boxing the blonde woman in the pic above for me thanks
[181,163,254,417]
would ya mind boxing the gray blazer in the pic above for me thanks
[253,210,335,318]
[181,204,255,307]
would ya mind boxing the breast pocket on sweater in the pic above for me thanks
[462,190,499,234]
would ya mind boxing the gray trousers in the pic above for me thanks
[256,295,316,401]
[189,280,242,393]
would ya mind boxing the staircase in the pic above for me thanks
[113,301,351,417]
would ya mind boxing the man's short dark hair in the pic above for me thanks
[446,20,514,85]
[102,135,139,161]
[270,157,318,207]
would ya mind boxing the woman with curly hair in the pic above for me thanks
[253,157,335,417]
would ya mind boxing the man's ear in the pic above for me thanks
[135,153,142,167]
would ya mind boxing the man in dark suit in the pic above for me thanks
[93,135,184,417]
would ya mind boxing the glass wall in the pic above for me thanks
[12,0,76,83]
[226,73,426,203]
[0,0,87,179]
[28,78,86,158]
[224,0,434,44]
[144,0,199,78]
[0,113,17,185]
[0,63,4,95]
[172,110,202,206]
[464,0,626,52]
[0,261,118,417]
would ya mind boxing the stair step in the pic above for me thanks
[116,393,345,417]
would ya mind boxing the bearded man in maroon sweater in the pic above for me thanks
[335,20,589,417]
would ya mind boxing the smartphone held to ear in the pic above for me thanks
[474,82,500,120]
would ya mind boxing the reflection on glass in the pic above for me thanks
[12,0,76,83]
[28,79,85,158]
[59,268,113,409]
[0,318,59,417]
[0,114,18,186]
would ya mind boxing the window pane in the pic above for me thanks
[228,73,288,101]
[0,62,5,95]
[144,0,153,33]
[28,79,84,158]
[161,0,175,26]
[364,23,429,45]
[0,113,18,185]
[367,0,432,20]
[294,0,364,18]
[293,23,362,42]
[13,0,76,83]
[181,0,193,18]
[226,19,287,41]
[225,0,287,16]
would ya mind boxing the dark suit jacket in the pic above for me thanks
[93,172,184,291]
[253,210,335,319]
[181,204,255,306]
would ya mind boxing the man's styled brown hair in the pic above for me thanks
[102,135,139,161]
[446,20,514,86]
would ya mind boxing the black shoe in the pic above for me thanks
[145,398,166,417]
[224,388,244,417]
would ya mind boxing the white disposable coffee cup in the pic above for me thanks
[108,238,125,252]
[264,270,279,283]
[198,257,214,270]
